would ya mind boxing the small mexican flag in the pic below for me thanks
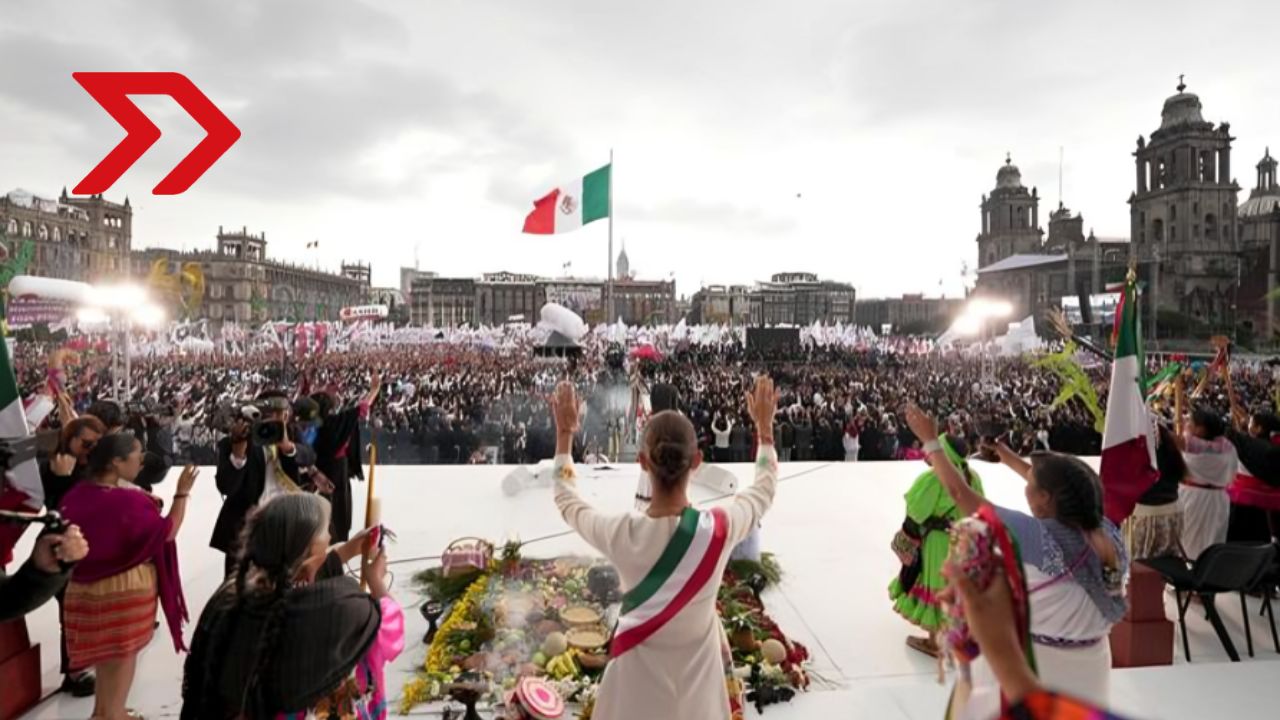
[522,164,611,235]
[1100,272,1159,524]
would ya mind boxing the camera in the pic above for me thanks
[252,419,286,446]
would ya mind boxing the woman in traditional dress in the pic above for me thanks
[888,434,984,657]
[946,561,1134,720]
[1223,368,1280,543]
[59,433,199,720]
[903,405,1127,718]
[550,375,779,720]
[1123,425,1186,560]
[181,493,404,719]
[1173,376,1237,560]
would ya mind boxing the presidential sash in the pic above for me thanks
[611,506,730,658]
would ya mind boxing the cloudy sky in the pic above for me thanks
[4,0,1280,300]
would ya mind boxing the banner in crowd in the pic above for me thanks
[5,296,74,328]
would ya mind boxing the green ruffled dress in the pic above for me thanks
[888,437,985,632]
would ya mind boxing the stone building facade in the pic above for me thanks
[132,226,367,323]
[976,158,1044,268]
[612,278,676,325]
[855,294,963,333]
[475,272,545,325]
[688,284,752,325]
[1130,80,1241,331]
[0,188,132,282]
[409,276,477,327]
[747,272,855,326]
[1240,150,1280,336]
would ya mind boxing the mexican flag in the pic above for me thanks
[522,164,611,235]
[0,336,43,564]
[1099,274,1159,524]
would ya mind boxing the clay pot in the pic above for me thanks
[535,619,564,637]
[731,627,759,652]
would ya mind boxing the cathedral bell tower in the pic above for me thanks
[976,154,1042,268]
[1129,78,1239,327]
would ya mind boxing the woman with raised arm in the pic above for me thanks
[888,427,984,658]
[550,375,780,720]
[180,493,403,719]
[1124,425,1187,560]
[1221,364,1280,543]
[1171,373,1236,559]
[903,405,1128,719]
[59,433,199,720]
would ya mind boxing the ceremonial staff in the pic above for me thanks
[360,435,380,591]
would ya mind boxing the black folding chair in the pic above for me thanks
[1248,552,1280,656]
[1141,543,1278,662]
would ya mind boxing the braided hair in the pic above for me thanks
[1029,451,1104,531]
[183,493,329,718]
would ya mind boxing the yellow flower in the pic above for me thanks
[425,574,490,674]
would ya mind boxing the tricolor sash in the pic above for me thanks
[611,506,730,658]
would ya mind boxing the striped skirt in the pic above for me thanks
[64,563,157,670]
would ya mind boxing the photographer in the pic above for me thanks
[209,390,307,575]
[0,520,89,622]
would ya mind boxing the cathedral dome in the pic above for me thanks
[1160,80,1205,130]
[1239,195,1280,218]
[996,155,1023,190]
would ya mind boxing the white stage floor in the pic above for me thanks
[11,458,1280,719]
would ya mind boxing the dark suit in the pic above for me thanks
[312,408,364,542]
[211,437,303,572]
[0,558,70,623]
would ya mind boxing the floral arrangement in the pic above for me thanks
[400,546,810,716]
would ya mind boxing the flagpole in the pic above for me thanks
[607,148,615,325]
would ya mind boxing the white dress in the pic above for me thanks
[960,508,1127,719]
[554,446,778,720]
[1178,434,1237,560]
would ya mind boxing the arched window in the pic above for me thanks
[37,224,48,241]
[21,221,32,237]
[52,227,61,242]
[1205,213,1217,241]
[5,218,15,235]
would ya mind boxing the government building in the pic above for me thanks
[0,188,132,282]
[131,226,369,324]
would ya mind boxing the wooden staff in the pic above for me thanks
[360,439,380,591]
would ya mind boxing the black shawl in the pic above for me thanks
[181,575,381,719]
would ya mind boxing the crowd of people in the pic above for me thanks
[4,323,1280,719]
[15,330,1280,472]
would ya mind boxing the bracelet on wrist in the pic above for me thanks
[922,439,943,455]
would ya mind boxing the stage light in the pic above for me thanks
[76,307,110,325]
[88,283,148,309]
[963,296,1014,320]
[133,303,166,327]
[950,313,982,336]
